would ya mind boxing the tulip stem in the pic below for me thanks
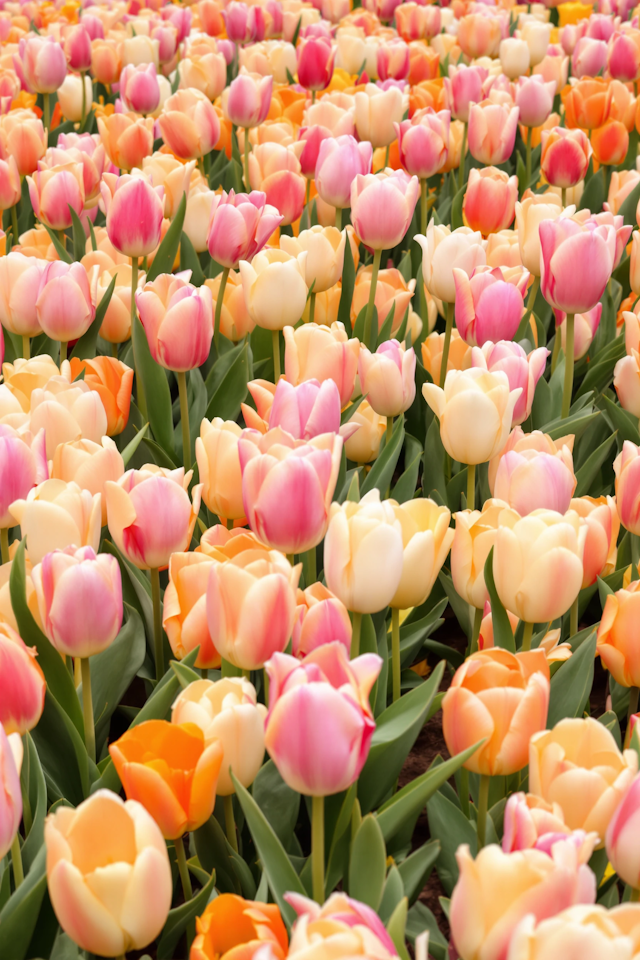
[150,567,164,682]
[570,596,578,637]
[174,834,193,902]
[11,833,23,888]
[420,178,428,235]
[43,92,50,133]
[351,612,362,659]
[213,266,230,351]
[80,658,95,764]
[177,370,191,472]
[272,329,281,380]
[383,144,390,170]
[466,462,475,511]
[131,257,147,420]
[469,605,483,657]
[11,203,18,243]
[243,128,251,193]
[59,341,67,364]
[308,291,316,325]
[525,126,532,186]
[627,687,639,728]
[0,528,8,565]
[111,343,118,359]
[521,621,534,652]
[21,336,30,360]
[81,71,87,126]
[459,122,467,192]
[439,302,454,389]
[334,207,342,231]
[476,774,490,849]
[363,248,382,351]
[263,667,269,704]
[391,606,401,703]
[305,546,316,585]
[631,887,640,903]
[561,187,567,208]
[311,795,325,904]
[551,328,561,373]
[223,795,238,853]
[561,313,574,419]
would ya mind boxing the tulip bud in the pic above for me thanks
[159,88,220,160]
[163,551,220,670]
[416,223,486,304]
[0,110,46,178]
[19,35,67,95]
[292,583,352,658]
[120,63,161,115]
[0,156,22,212]
[91,38,123,86]
[355,84,405,150]
[248,142,306,226]
[539,218,615,315]
[515,192,564,277]
[137,274,213,372]
[0,621,45,735]
[343,399,387,464]
[68,356,133,438]
[315,135,372,211]
[239,248,308,331]
[500,37,531,79]
[351,169,420,251]
[222,70,272,129]
[592,118,629,168]
[101,173,164,259]
[515,75,555,129]
[472,341,548,426]
[98,112,155,171]
[358,339,416,418]
[468,100,519,166]
[445,63,487,123]
[463,167,518,237]
[57,74,93,123]
[283,320,359,408]
[454,265,528,347]
[280,225,345,293]
[36,260,95,344]
[28,160,85,233]
[297,35,335,91]
[51,437,124,525]
[395,107,449,180]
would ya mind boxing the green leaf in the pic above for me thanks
[597,394,640,444]
[450,185,464,231]
[0,846,48,960]
[438,571,470,639]
[392,435,422,503]
[66,203,87,262]
[121,422,149,467]
[180,231,205,286]
[361,416,405,497]
[20,733,47,871]
[348,814,386,909]
[426,790,477,894]
[386,897,411,960]
[347,470,360,503]
[171,659,202,689]
[618,177,640,227]
[146,193,187,282]
[341,395,365,425]
[376,302,396,350]
[205,342,251,421]
[578,167,604,212]
[70,274,117,361]
[483,547,515,653]
[291,14,302,46]
[131,311,174,456]
[231,773,305,926]
[43,225,72,263]
[406,902,448,960]
[422,418,447,504]
[397,840,440,906]
[32,689,91,804]
[157,870,216,960]
[574,433,618,497]
[10,539,84,735]
[598,710,622,750]
[337,234,355,336]
[547,630,597,727]
[194,814,242,894]
[379,865,405,924]
[358,662,444,813]
[252,759,301,847]
[576,335,625,399]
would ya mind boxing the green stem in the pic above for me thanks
[150,567,164,682]
[306,545,316,585]
[439,302,454,389]
[200,668,208,679]
[632,533,640,581]
[334,207,342,230]
[21,736,32,835]
[11,833,23,888]
[312,795,324,904]
[363,248,382,350]
[263,667,269,705]
[476,774,490,848]
[59,341,67,363]
[466,462,475,511]
[272,329,281,380]
[308,290,316,325]
[351,612,362,659]
[111,342,119,359]
[561,186,567,207]
[213,266,230,350]
[174,834,193,902]
[551,327,561,373]
[469,605,483,656]
[459,768,469,818]
[386,416,393,446]
[131,257,147,419]
[223,795,238,853]
[81,71,87,125]
[525,125,532,186]
[177,370,191,472]
[521,621,534,652]
[383,143,390,170]
[562,313,574,419]
[627,687,639,728]
[43,92,50,132]
[420,178,428,235]
[570,596,578,637]
[21,336,29,360]
[243,128,251,193]
[391,606,401,703]
[11,203,18,243]
[459,122,467,192]
[0,528,9,565]
[80,658,95,764]
[631,887,640,902]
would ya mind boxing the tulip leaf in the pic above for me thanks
[576,335,626,400]
[194,813,242,894]
[346,470,361,502]
[146,193,187,282]
[156,869,216,960]
[547,629,597,727]
[426,789,478,894]
[397,839,441,906]
[121,422,149,467]
[574,432,618,497]
[450,184,464,231]
[438,571,470,639]
[376,302,396,350]
[341,394,365,425]
[101,539,154,641]
[338,233,355,336]
[0,846,48,960]
[358,661,445,813]
[392,434,423,503]
[422,418,447,504]
[617,177,640,227]
[70,274,117,361]
[483,547,515,653]
[376,740,484,843]
[88,219,98,252]
[578,167,605,212]
[252,760,301,848]
[43,225,72,263]
[180,231,205,286]
[597,710,622,750]
[19,732,47,872]
[231,773,305,926]
[32,688,93,804]
[206,341,251,422]
[131,312,175,456]
[348,814,387,909]
[170,658,203,689]
[406,902,448,960]
[67,202,87,263]
[360,415,404,497]
[597,394,640,444]
[10,539,85,736]
[379,865,405,924]
[386,897,411,960]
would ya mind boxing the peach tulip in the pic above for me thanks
[562,77,611,131]
[315,135,372,211]
[416,223,486,304]
[280,225,345,293]
[343,399,386,465]
[159,89,220,160]
[354,84,404,150]
[68,357,133,438]
[488,428,574,491]
[286,893,396,960]
[97,113,155,171]
[28,160,85,233]
[204,271,254,341]
[0,621,45,736]
[292,583,352,659]
[163,551,220,670]
[507,904,640,960]
[605,773,640,891]
[492,444,576,516]
[592,119,629,168]
[0,110,46,178]
[90,263,138,345]
[515,193,564,278]
[0,156,21,213]
[451,499,507,610]
[0,726,21,861]
[358,339,415,418]
[36,260,94,344]
[10,480,101,566]
[242,378,342,440]
[389,498,453,610]
[172,678,267,795]
[463,167,518,237]
[141,153,195,221]
[283,320,359,408]
[192,894,287,960]
[29,375,108,460]
[571,495,618,589]
[45,790,172,957]
[457,11,504,59]
[196,419,245,522]
[351,266,415,336]
[136,274,212,372]
[0,252,46,339]
[264,642,381,795]
[597,579,640,688]
[51,437,124,526]
[614,440,640,535]
[239,249,308,331]
[502,792,592,855]
[91,38,123,86]
[445,64,487,124]
[467,100,520,166]
[248,143,306,226]
[101,172,164,260]
[421,329,472,386]
[350,169,419,251]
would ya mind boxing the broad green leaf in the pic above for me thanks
[422,418,447,504]
[426,790,477,894]
[348,814,386,909]
[397,840,440,905]
[361,416,405,497]
[32,689,91,804]
[131,312,174,456]
[578,167,604,212]
[171,659,202,689]
[146,193,187,281]
[386,897,411,960]
[43,225,72,262]
[180,231,205,285]
[341,395,365,425]
[70,275,117,361]
[121,422,149,467]
[392,435,423,503]
[252,759,301,847]
[618,177,640,226]
[483,547,515,653]
[574,433,617,497]
[205,342,251,421]
[576,335,625,399]
[450,185,464,230]
[0,846,48,960]
[547,630,597,727]
[157,870,216,960]
[598,710,622,750]
[598,394,640,444]
[67,203,87,262]
[338,237,355,336]
[406,902,448,960]
[194,813,242,894]
[379,865,405,924]
[20,733,47,871]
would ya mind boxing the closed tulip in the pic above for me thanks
[206,539,300,670]
[515,75,556,129]
[0,425,46,528]
[597,579,640,688]
[10,480,101,566]
[28,376,109,459]
[457,10,504,59]
[101,173,164,259]
[19,35,67,94]
[36,260,94,345]
[615,440,640,535]
[389,498,453,610]
[204,270,254,341]
[416,223,486,304]
[488,427,574,496]
[324,489,404,614]
[450,841,596,960]
[57,75,93,124]
[0,110,46,178]
[280,225,345,293]
[396,3,441,42]
[354,84,404,150]
[472,341,548,426]
[540,217,615,315]
[68,356,133,438]
[571,495,618,589]
[0,725,21,861]
[351,169,420,251]
[242,378,342,440]
[463,167,518,237]
[159,89,220,160]
[0,156,21,213]
[239,248,308,331]
[351,266,416,336]
[119,63,160,116]
[515,193,564,277]
[28,160,85,232]
[562,77,611,131]
[222,70,272,129]
[343,399,387,464]
[248,143,306,226]
[163,551,219,670]
[468,100,520,166]
[395,108,449,180]
[292,583,352,658]
[207,189,282,270]
[0,621,45,735]
[91,38,123,86]
[529,717,638,843]
[172,678,266,795]
[605,773,640,893]
[283,320,359,408]
[492,444,576,516]
[315,135,372,211]
[358,339,416,418]
[540,127,591,189]
[297,35,335,90]
[445,63,487,124]
[136,274,212,372]
[97,113,155,171]
[192,894,287,960]
[500,37,530,79]
[110,720,222,839]
[507,905,640,960]
[453,265,528,347]
[572,35,607,78]
[51,437,124,525]
[265,642,380,795]
[451,499,505,610]
[592,118,629,168]
[0,252,46,338]
[286,893,396,960]
[196,419,244,522]
[89,263,137,345]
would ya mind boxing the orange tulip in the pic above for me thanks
[109,720,223,840]
[409,77,446,117]
[597,579,640,688]
[591,118,629,166]
[97,112,155,171]
[69,356,133,437]
[191,894,288,960]
[562,77,611,130]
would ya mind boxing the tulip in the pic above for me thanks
[0,725,21,862]
[36,261,94,351]
[88,263,136,345]
[508,904,640,960]
[343,399,387,465]
[351,265,416,335]
[486,230,522,269]
[421,328,472,386]
[396,3,441,42]
[57,74,93,124]
[179,52,227,102]
[172,678,267,795]
[292,583,352,659]
[556,304,602,361]
[592,119,629,168]
[20,380,106,459]
[515,75,556,131]
[239,248,308,333]
[463,167,518,238]
[248,143,306,226]
[449,841,596,960]
[572,36,607,78]
[0,110,46,179]
[206,539,300,670]
[136,274,212,373]
[10,480,101,566]
[515,193,564,277]
[539,126,592,193]
[492,445,576,517]
[416,222,486,306]
[19,35,67,95]
[207,190,283,270]
[603,772,640,896]
[264,642,381,795]
[423,368,521,466]
[91,38,123,86]
[120,63,161,116]
[280,226,345,294]
[159,89,220,160]
[297,35,335,91]
[472,341,549,426]
[614,441,640,535]
[457,11,505,60]
[354,84,405,150]
[68,356,133,438]
[502,791,587,855]
[222,71,273,129]
[51,437,124,525]
[0,621,45,735]
[0,425,46,530]
[163,551,219,671]
[387,497,454,611]
[242,378,342,440]
[570,495,618,589]
[286,893,396,960]
[444,64,487,124]
[358,339,416,418]
[453,265,528,347]
[467,100,520,167]
[488,427,574,492]
[529,717,638,842]
[500,38,531,79]
[315,135,372,218]
[0,156,22,218]
[101,172,164,259]
[395,108,449,183]
[224,2,265,43]
[98,113,155,172]
[121,35,160,69]
[191,894,287,960]
[27,160,85,233]
[283,320,359,408]
[351,169,420,252]
[196,418,245,522]
[597,579,640,688]
[2,354,59,410]
[562,77,611,131]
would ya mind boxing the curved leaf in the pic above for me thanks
[157,870,215,960]
[146,193,187,282]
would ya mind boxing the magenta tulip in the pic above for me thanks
[315,135,372,211]
[101,173,165,259]
[207,190,283,269]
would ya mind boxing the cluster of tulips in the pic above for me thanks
[8,0,640,957]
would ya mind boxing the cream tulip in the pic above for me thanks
[451,499,507,609]
[507,905,638,960]
[515,193,565,277]
[239,248,308,331]
[195,418,245,522]
[343,400,386,464]
[390,499,453,609]
[9,479,101,565]
[280,226,346,293]
[51,437,125,526]
[141,153,196,220]
[354,83,404,149]
[416,223,486,304]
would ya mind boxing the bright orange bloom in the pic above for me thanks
[562,77,611,130]
[69,356,133,437]
[409,77,446,117]
[191,895,288,960]
[591,118,629,166]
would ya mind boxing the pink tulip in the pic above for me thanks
[223,70,272,129]
[0,252,46,337]
[264,642,381,795]
[503,792,575,854]
[493,446,576,515]
[297,36,335,91]
[285,893,397,959]
[64,24,92,72]
[350,169,420,251]
[242,377,343,440]
[152,21,179,65]
[238,428,342,554]
[207,189,283,269]
[615,440,640,535]
[223,2,266,43]
[315,135,372,211]
[36,260,95,343]
[606,772,640,888]
[159,89,221,161]
[292,583,352,658]
[586,13,615,41]
[0,155,21,211]
[572,36,608,78]
[162,3,193,43]
[0,726,21,861]
[540,127,591,190]
[28,160,85,232]
[608,32,640,83]
[556,304,603,360]
[0,425,47,527]
[462,167,517,237]
[515,75,555,128]
[105,467,202,570]
[119,63,161,116]
[560,22,587,56]
[396,3,441,42]
[472,341,549,425]
[467,99,520,166]
[296,125,333,179]
[540,218,616,315]
[136,274,213,372]
[589,210,632,269]
[101,172,165,259]
[358,339,416,418]
[395,108,449,180]
[377,39,410,82]
[444,63,488,123]
[32,546,123,659]
[453,264,529,347]
[18,35,67,94]
[0,622,46,736]
[81,14,104,40]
